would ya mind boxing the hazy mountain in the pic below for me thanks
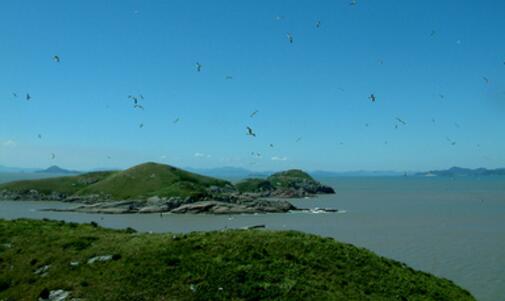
[35,165,80,174]
[416,167,505,177]
[186,167,271,179]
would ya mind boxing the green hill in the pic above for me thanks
[0,162,230,201]
[0,219,474,301]
[237,169,335,195]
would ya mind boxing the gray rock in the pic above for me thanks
[87,255,113,264]
[34,265,50,276]
[38,289,70,301]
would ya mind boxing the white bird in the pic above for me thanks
[196,62,202,72]
[369,94,376,102]
[53,55,60,63]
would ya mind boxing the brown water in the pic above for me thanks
[0,176,504,301]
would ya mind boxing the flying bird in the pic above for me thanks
[316,20,321,28]
[173,118,180,124]
[246,126,256,137]
[483,76,489,84]
[275,16,285,21]
[396,117,407,125]
[269,144,274,148]
[12,92,17,98]
[225,75,233,80]
[196,62,202,72]
[296,137,302,143]
[369,94,376,102]
[287,33,294,44]
[430,30,436,37]
[26,93,31,101]
[133,104,144,110]
[350,0,357,6]
[439,94,445,99]
[38,134,42,139]
[53,55,60,63]
[139,123,144,128]
[50,153,56,160]
[250,110,258,118]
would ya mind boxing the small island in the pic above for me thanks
[0,162,335,214]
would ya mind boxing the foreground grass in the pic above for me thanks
[0,219,474,301]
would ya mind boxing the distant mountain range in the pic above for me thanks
[0,165,80,174]
[416,167,505,177]
[36,165,80,175]
[1,165,504,178]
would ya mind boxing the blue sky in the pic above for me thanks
[1,0,504,171]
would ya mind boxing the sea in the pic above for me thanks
[0,174,504,301]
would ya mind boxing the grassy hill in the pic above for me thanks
[237,169,335,195]
[0,219,474,301]
[0,162,230,201]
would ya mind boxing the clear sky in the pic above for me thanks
[1,0,504,171]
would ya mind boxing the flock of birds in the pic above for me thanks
[9,1,502,164]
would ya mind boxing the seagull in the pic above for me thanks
[107,155,111,159]
[296,137,302,143]
[50,153,56,160]
[26,93,31,101]
[196,62,202,72]
[12,92,17,98]
[369,94,376,102]
[287,33,294,44]
[38,134,42,139]
[446,137,456,146]
[483,76,489,84]
[133,104,144,110]
[128,95,139,104]
[53,55,60,63]
[396,117,407,125]
[439,94,445,99]
[225,75,233,80]
[430,30,436,37]
[350,0,357,6]
[378,59,384,65]
[246,126,256,137]
[269,144,274,148]
[250,110,258,118]
[316,20,321,28]
[173,118,180,124]
[275,16,284,21]
[139,123,144,128]
[432,118,436,123]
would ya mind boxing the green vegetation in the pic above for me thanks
[235,178,274,193]
[0,219,474,301]
[0,171,115,195]
[0,162,230,200]
[267,169,315,188]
